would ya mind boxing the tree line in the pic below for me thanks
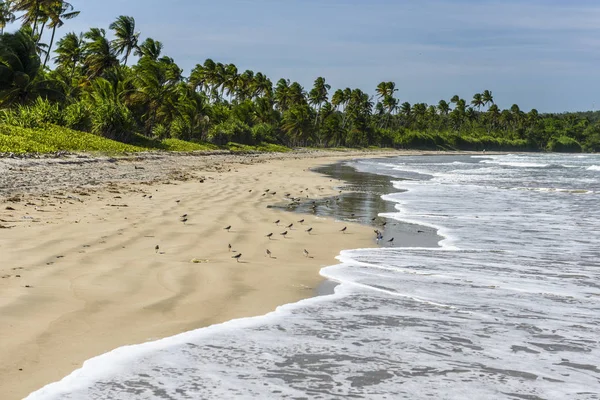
[0,1,598,152]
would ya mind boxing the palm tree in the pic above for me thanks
[82,27,118,79]
[134,37,162,61]
[375,81,397,100]
[282,104,313,146]
[471,93,484,110]
[53,30,81,79]
[437,99,450,115]
[0,28,62,105]
[274,78,291,112]
[109,15,139,65]
[43,1,79,67]
[482,89,494,108]
[308,76,330,125]
[0,1,16,35]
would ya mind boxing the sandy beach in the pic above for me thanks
[0,149,413,399]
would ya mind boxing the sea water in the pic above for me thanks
[26,154,600,400]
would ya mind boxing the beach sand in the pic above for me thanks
[0,150,411,399]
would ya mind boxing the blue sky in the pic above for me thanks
[41,0,600,112]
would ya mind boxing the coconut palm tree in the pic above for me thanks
[53,30,81,79]
[308,76,330,126]
[274,78,291,112]
[134,37,162,61]
[82,27,118,79]
[109,15,139,65]
[471,93,484,111]
[0,28,62,105]
[437,99,450,115]
[482,89,494,108]
[43,1,79,67]
[0,1,16,35]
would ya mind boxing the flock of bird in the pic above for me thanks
[156,186,396,263]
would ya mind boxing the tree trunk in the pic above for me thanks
[44,25,57,68]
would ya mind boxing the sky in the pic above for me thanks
[36,0,600,112]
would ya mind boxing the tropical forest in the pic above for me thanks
[0,1,598,154]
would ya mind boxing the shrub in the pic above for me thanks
[90,100,134,143]
[546,136,582,153]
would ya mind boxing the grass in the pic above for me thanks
[0,124,290,155]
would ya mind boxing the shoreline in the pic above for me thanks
[0,149,414,399]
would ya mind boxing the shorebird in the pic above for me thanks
[284,193,291,197]
[371,217,377,221]
[181,214,188,218]
[181,217,188,224]
[286,223,294,229]
[271,192,277,195]
[387,237,394,245]
[266,233,273,239]
[266,249,272,258]
[155,245,159,253]
[176,200,180,203]
[232,253,242,262]
[224,225,231,232]
[340,226,347,233]
[148,196,152,199]
[306,227,313,234]
[303,249,309,257]
[228,243,232,252]
[274,219,280,225]
[298,219,304,224]
[382,222,387,227]
[280,230,288,238]
[265,189,270,192]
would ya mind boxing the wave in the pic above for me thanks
[587,165,600,171]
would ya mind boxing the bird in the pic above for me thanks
[340,226,347,233]
[266,249,272,258]
[181,214,188,218]
[265,189,270,192]
[371,217,377,221]
[387,237,394,244]
[228,243,232,252]
[232,253,242,262]
[266,233,273,239]
[303,249,309,257]
[382,222,387,227]
[274,219,280,225]
[298,219,304,224]
[306,227,313,234]
[176,200,180,203]
[271,192,277,195]
[155,245,159,253]
[224,225,231,232]
[148,195,152,199]
[280,231,288,238]
[286,223,294,229]
[181,217,188,224]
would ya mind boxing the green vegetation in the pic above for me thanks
[0,2,597,155]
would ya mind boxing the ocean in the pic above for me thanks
[26,153,600,400]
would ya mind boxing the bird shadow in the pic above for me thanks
[236,260,249,264]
